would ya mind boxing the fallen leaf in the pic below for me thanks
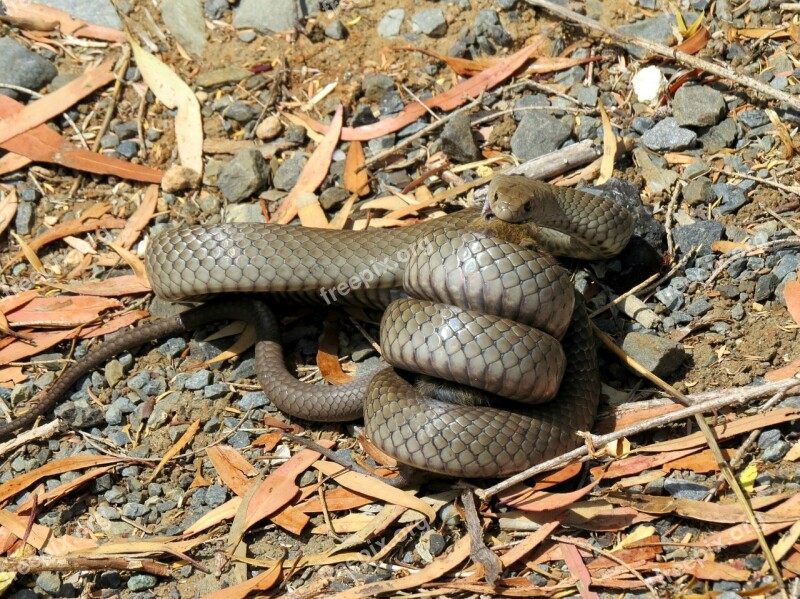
[147,420,200,483]
[596,102,615,185]
[204,557,283,599]
[0,455,126,504]
[0,95,163,184]
[272,105,343,225]
[766,108,796,160]
[641,408,800,452]
[314,461,436,522]
[46,275,152,297]
[317,318,354,384]
[765,356,800,381]
[0,60,115,146]
[297,40,543,142]
[2,0,126,42]
[325,535,470,599]
[712,240,752,253]
[129,37,203,175]
[0,310,146,366]
[676,24,711,54]
[560,543,600,599]
[502,476,603,512]
[207,446,258,496]
[702,492,800,547]
[344,140,370,196]
[115,185,159,250]
[0,189,18,237]
[5,296,122,328]
[784,280,800,326]
[228,441,335,549]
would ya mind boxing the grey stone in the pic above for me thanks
[158,337,187,358]
[757,429,781,449]
[655,287,684,311]
[754,273,778,301]
[663,478,710,500]
[621,332,686,377]
[112,122,138,140]
[378,9,405,37]
[273,152,308,191]
[362,73,395,103]
[683,178,711,206]
[36,572,62,595]
[711,183,747,216]
[412,9,447,38]
[228,431,252,448]
[673,221,724,256]
[204,483,228,507]
[35,0,122,29]
[320,187,351,210]
[195,66,252,88]
[239,391,269,410]
[0,38,58,99]
[185,370,212,390]
[686,297,713,317]
[641,117,697,151]
[225,203,267,224]
[205,0,228,19]
[122,502,147,518]
[673,85,726,127]
[775,254,800,280]
[618,15,679,58]
[441,112,480,163]
[161,0,207,56]
[204,383,229,399]
[54,401,104,429]
[701,118,738,152]
[116,140,139,158]
[324,21,347,40]
[730,303,745,323]
[512,94,549,121]
[14,202,35,236]
[739,109,769,128]
[233,0,306,33]
[217,149,270,202]
[96,505,120,520]
[127,574,158,592]
[762,440,791,462]
[104,360,124,388]
[99,133,120,148]
[223,101,258,123]
[147,392,181,429]
[511,112,571,161]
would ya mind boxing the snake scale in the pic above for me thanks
[2,176,634,478]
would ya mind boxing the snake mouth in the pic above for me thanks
[480,198,496,220]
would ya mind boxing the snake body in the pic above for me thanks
[144,177,634,477]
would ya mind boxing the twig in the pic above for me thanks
[590,249,695,318]
[591,324,789,599]
[0,555,170,576]
[551,535,658,597]
[706,238,800,285]
[525,0,800,113]
[707,166,800,196]
[477,376,800,499]
[664,181,684,258]
[460,487,501,585]
[363,94,484,169]
[69,47,131,198]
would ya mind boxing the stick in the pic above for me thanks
[525,0,800,113]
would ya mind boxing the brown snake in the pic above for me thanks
[2,176,633,478]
